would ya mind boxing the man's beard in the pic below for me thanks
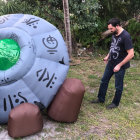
[112,28,118,35]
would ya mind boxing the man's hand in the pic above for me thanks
[113,64,121,72]
[103,55,109,64]
[113,48,134,72]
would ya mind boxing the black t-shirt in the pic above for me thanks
[108,30,133,69]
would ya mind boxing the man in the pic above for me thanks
[91,18,134,109]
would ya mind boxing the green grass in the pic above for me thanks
[0,56,140,140]
[64,56,140,140]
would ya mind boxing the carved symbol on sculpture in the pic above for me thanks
[36,68,57,88]
[10,33,19,42]
[0,77,17,85]
[59,57,65,65]
[4,77,17,84]
[0,15,9,24]
[3,92,28,111]
[22,18,40,29]
[42,35,58,54]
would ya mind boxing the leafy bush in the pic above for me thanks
[0,0,139,57]
[126,19,140,59]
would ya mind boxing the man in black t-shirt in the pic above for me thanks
[91,18,134,109]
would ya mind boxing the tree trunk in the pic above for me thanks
[101,30,112,39]
[63,0,72,59]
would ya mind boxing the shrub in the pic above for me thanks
[126,19,140,59]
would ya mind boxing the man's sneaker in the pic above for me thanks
[106,103,117,109]
[91,99,104,104]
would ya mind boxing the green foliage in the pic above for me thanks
[0,0,139,56]
[126,19,140,59]
[0,0,36,15]
[69,0,101,48]
[129,0,140,17]
[69,0,100,30]
[99,0,129,21]
[99,0,140,21]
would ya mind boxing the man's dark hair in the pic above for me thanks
[108,18,120,27]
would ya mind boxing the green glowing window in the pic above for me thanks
[0,39,20,70]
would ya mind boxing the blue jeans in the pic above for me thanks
[98,63,126,106]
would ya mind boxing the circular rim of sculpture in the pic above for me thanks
[0,27,36,85]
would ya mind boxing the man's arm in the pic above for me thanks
[113,48,134,72]
[103,53,109,64]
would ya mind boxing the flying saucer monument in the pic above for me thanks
[0,14,69,124]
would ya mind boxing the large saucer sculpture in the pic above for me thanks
[0,14,69,124]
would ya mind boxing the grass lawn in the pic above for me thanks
[0,55,140,140]
[57,55,140,140]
